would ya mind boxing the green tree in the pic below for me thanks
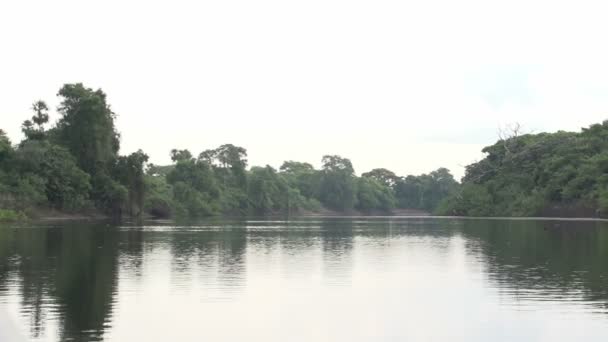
[14,140,91,210]
[54,83,120,175]
[143,172,175,218]
[166,153,221,217]
[356,177,395,212]
[248,166,289,214]
[280,161,321,199]
[146,164,175,177]
[393,168,458,212]
[170,149,193,163]
[115,150,149,217]
[0,129,12,164]
[394,175,422,208]
[53,84,123,213]
[440,121,608,217]
[362,168,399,187]
[319,155,356,210]
[199,144,249,213]
[21,101,50,141]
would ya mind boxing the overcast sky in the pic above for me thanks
[1,0,608,179]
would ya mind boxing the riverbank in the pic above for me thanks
[0,207,431,223]
[0,207,109,222]
[0,209,27,222]
[294,207,430,217]
[4,206,605,223]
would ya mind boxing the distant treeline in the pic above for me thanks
[2,84,607,219]
[0,83,457,219]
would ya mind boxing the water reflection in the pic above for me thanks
[0,218,607,341]
[0,223,121,342]
[459,219,608,312]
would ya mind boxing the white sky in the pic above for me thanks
[1,0,608,179]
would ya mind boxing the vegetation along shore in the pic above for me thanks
[1,83,607,221]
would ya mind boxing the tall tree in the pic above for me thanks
[21,100,50,141]
[54,84,124,214]
[115,150,149,217]
[362,168,399,187]
[319,155,356,210]
[170,149,193,163]
[248,165,289,214]
[166,151,221,216]
[280,161,320,199]
[55,83,120,175]
[0,129,12,163]
[356,177,396,212]
[198,144,249,213]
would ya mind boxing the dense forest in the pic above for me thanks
[2,84,607,220]
[0,84,457,220]
[437,121,608,217]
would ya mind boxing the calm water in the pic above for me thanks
[1,217,608,341]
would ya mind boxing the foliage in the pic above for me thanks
[247,166,289,214]
[1,84,459,219]
[9,84,607,220]
[165,154,221,217]
[14,140,91,210]
[51,84,124,214]
[439,121,608,217]
[0,129,12,163]
[356,177,395,212]
[115,150,149,217]
[200,144,248,190]
[143,174,175,218]
[198,144,249,214]
[599,188,608,215]
[54,83,120,175]
[10,173,48,209]
[146,152,455,217]
[90,173,128,216]
[319,155,357,210]
[393,168,459,211]
[170,149,192,163]
[362,168,399,187]
[0,209,27,222]
[147,164,174,177]
[21,101,50,141]
[280,161,320,199]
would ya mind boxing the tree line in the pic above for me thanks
[436,122,608,217]
[4,83,605,219]
[0,84,457,219]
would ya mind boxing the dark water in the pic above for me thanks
[1,217,608,341]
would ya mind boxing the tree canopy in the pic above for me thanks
[18,83,608,220]
[0,80,461,220]
[437,121,608,217]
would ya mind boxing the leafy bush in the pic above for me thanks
[0,209,27,222]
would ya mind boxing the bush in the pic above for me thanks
[143,175,175,218]
[0,209,27,222]
[436,184,493,217]
[599,188,608,217]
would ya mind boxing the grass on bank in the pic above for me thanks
[0,209,27,222]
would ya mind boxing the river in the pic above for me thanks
[1,217,607,341]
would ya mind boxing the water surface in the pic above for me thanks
[1,217,608,341]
